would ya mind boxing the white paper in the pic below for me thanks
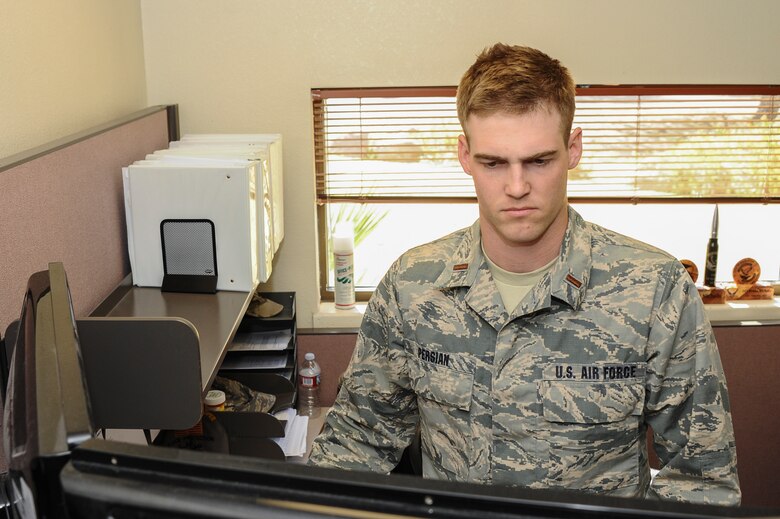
[272,409,309,457]
[176,134,284,253]
[219,353,288,370]
[123,163,259,291]
[229,330,291,351]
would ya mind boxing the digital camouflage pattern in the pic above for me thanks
[309,207,740,505]
[212,376,276,413]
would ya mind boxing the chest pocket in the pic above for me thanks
[409,358,474,412]
[539,379,644,424]
[538,378,645,492]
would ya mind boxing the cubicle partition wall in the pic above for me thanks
[0,106,178,474]
[0,106,178,337]
[0,104,286,423]
[713,324,780,509]
[297,330,359,407]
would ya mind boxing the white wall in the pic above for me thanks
[0,0,148,159]
[136,1,777,326]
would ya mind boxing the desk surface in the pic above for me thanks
[285,407,328,464]
[96,286,253,394]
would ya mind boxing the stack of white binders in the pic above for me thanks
[122,134,284,292]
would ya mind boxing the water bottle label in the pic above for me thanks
[300,374,320,388]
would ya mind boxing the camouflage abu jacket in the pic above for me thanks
[309,207,740,505]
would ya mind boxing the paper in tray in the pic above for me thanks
[229,329,291,351]
[220,353,288,370]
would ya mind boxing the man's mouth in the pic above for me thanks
[503,207,535,216]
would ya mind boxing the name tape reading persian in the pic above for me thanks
[417,346,451,367]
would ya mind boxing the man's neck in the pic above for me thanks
[481,209,568,273]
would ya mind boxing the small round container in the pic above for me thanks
[204,389,226,412]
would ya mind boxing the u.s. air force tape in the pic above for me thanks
[544,363,646,381]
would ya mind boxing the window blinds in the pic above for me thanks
[313,86,780,203]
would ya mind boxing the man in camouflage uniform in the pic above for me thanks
[309,43,740,506]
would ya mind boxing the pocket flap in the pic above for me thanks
[540,380,644,424]
[410,360,473,412]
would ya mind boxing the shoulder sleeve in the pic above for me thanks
[644,260,741,505]
[308,260,419,473]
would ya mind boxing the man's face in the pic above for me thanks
[458,108,582,265]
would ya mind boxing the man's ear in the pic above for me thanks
[458,134,472,176]
[567,127,583,169]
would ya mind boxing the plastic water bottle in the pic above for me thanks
[298,352,321,418]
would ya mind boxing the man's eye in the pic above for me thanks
[534,159,550,167]
[482,161,499,169]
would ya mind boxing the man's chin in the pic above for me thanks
[498,227,545,248]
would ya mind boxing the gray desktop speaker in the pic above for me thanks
[160,219,218,293]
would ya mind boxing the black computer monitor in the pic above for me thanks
[60,438,777,519]
[2,262,93,518]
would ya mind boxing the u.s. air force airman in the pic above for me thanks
[309,209,740,505]
[309,43,740,506]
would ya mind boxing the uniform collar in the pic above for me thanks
[432,220,483,290]
[549,207,591,310]
[433,207,592,311]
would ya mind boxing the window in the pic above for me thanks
[313,86,780,299]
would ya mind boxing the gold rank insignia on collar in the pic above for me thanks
[453,263,469,271]
[565,273,583,288]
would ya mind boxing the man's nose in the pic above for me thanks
[505,164,530,198]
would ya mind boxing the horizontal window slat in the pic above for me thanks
[313,86,780,202]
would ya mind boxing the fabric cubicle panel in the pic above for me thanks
[297,331,358,407]
[712,324,780,509]
[0,108,173,335]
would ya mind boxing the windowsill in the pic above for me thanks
[312,297,780,329]
[313,303,367,329]
[704,296,780,326]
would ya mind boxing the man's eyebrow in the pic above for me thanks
[473,153,507,162]
[523,149,559,161]
[473,150,559,162]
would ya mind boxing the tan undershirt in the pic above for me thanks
[482,244,557,313]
